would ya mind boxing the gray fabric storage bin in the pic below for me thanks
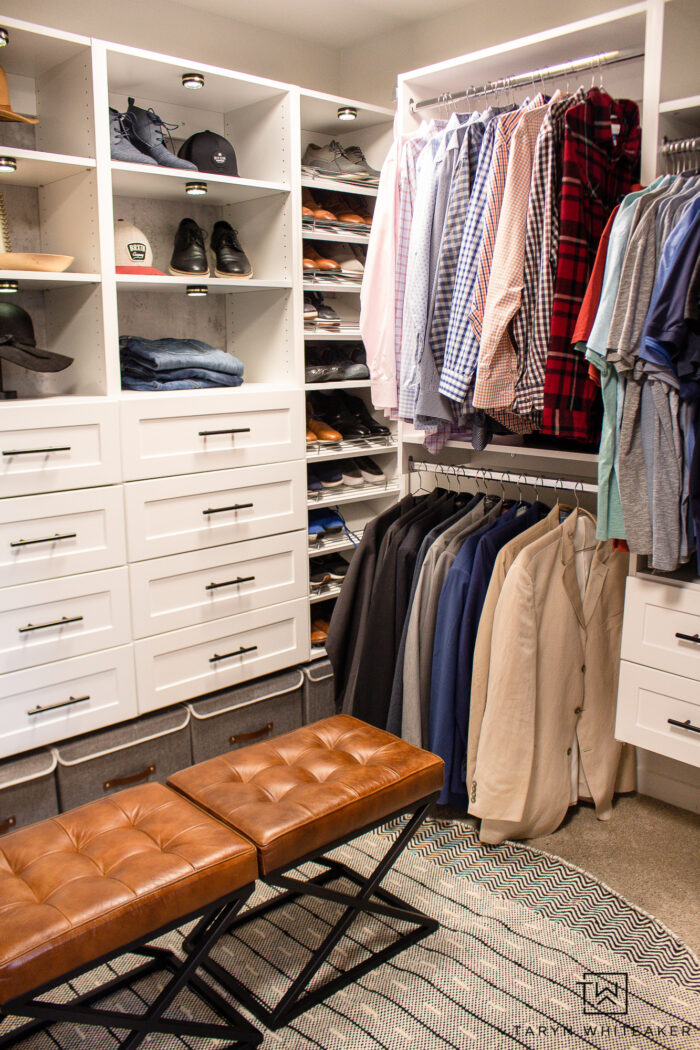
[0,749,59,835]
[302,658,336,724]
[188,668,304,763]
[55,706,192,811]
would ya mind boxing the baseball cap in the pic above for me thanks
[178,130,238,177]
[114,219,165,275]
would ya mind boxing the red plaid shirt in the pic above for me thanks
[541,89,640,441]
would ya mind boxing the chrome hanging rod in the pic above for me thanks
[660,136,700,154]
[409,47,644,114]
[408,458,598,494]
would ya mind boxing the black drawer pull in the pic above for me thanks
[668,717,700,735]
[104,764,156,791]
[202,503,253,515]
[0,816,16,835]
[27,694,90,716]
[11,532,76,548]
[209,644,258,663]
[19,614,84,634]
[198,428,250,436]
[230,722,273,745]
[206,575,255,591]
[2,445,71,456]
[675,631,700,644]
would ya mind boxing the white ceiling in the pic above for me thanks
[175,0,467,49]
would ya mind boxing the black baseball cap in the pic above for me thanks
[178,130,239,177]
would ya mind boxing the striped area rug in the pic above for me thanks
[4,818,699,1049]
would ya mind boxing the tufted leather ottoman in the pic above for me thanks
[0,782,261,1050]
[168,714,444,1027]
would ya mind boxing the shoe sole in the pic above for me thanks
[319,479,343,488]
[315,320,341,328]
[214,268,254,279]
[169,265,210,277]
[340,476,364,487]
[359,470,383,482]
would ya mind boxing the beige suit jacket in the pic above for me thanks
[469,508,632,844]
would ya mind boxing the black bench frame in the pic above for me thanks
[189,791,440,1029]
[0,882,262,1050]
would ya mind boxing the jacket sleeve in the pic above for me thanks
[468,558,538,823]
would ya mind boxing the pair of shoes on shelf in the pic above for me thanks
[170,219,252,278]
[310,598,336,647]
[336,456,384,487]
[302,142,380,182]
[304,292,340,327]
[110,99,197,170]
[305,345,368,383]
[302,189,373,227]
[308,508,348,544]
[308,462,344,492]
[306,409,342,444]
[303,243,364,280]
[310,553,349,589]
[307,391,391,440]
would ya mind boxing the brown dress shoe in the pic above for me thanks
[306,424,318,443]
[321,192,365,225]
[305,245,341,272]
[307,413,342,443]
[302,188,338,222]
[303,253,318,273]
[310,620,328,646]
[343,195,372,226]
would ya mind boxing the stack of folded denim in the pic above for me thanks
[120,336,244,390]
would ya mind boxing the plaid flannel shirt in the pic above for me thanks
[541,89,640,441]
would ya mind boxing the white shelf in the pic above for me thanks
[302,227,370,244]
[305,380,371,391]
[309,584,343,604]
[303,280,361,293]
[0,149,95,187]
[403,429,599,465]
[659,95,700,117]
[301,175,378,198]
[308,532,363,557]
[307,439,397,462]
[116,275,291,293]
[304,330,361,341]
[111,162,290,204]
[0,271,101,289]
[300,90,394,136]
[307,482,400,508]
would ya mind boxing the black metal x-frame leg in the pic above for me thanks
[195,793,440,1029]
[0,885,262,1050]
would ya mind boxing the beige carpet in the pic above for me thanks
[439,793,700,955]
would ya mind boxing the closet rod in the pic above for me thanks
[408,459,598,494]
[409,47,644,114]
[660,135,700,154]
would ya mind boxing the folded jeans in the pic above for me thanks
[121,372,243,391]
[122,361,243,386]
[120,335,244,376]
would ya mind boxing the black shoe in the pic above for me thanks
[340,393,391,437]
[169,218,209,276]
[354,456,384,482]
[321,345,368,380]
[308,391,371,439]
[211,220,252,278]
[314,553,349,581]
[309,292,340,327]
[305,347,334,383]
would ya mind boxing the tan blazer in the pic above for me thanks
[469,508,632,844]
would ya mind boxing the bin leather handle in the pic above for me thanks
[230,722,273,745]
[0,816,16,835]
[103,764,156,791]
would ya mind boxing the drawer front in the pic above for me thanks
[0,568,131,673]
[120,391,304,480]
[0,646,137,760]
[616,660,700,769]
[134,598,309,713]
[129,531,307,638]
[0,486,127,588]
[0,401,120,498]
[622,576,700,679]
[124,460,305,561]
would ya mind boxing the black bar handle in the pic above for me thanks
[209,644,258,663]
[668,717,700,735]
[675,631,700,644]
[202,503,253,515]
[198,428,250,436]
[205,575,255,591]
[19,614,84,634]
[3,446,71,456]
[27,694,90,716]
[10,533,76,548]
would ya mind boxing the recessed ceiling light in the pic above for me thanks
[338,106,358,121]
[0,156,16,171]
[182,72,204,90]
[0,28,9,47]
[185,181,207,195]
[0,280,18,292]
[186,284,208,297]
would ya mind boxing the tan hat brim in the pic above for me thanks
[0,108,38,124]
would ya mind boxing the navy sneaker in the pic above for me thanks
[316,462,343,488]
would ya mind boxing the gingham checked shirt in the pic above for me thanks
[541,90,640,441]
[472,94,551,410]
[511,88,586,416]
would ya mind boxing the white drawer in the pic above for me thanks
[134,598,309,713]
[129,531,307,638]
[622,576,700,679]
[124,460,305,561]
[0,568,131,673]
[120,390,304,480]
[0,486,127,588]
[0,646,137,760]
[616,660,700,769]
[0,401,121,498]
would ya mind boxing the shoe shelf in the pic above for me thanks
[309,584,343,604]
[115,275,292,293]
[303,280,362,293]
[301,175,378,199]
[111,163,290,206]
[302,227,370,245]
[0,272,102,290]
[308,531,364,558]
[307,438,397,462]
[307,481,400,508]
[304,330,362,341]
[309,645,328,658]
[305,379,371,391]
[0,149,96,188]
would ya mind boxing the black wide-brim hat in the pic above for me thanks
[0,303,73,372]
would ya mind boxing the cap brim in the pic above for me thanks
[116,265,167,276]
[0,340,73,372]
[0,109,39,125]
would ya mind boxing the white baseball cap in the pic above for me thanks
[114,219,165,275]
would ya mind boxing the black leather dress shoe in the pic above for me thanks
[169,218,209,276]
[211,220,252,278]
[341,393,391,437]
[308,391,370,438]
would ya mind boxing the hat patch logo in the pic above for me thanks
[212,151,226,165]
[127,241,147,261]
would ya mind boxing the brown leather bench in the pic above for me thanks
[168,714,445,1028]
[0,782,262,1050]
